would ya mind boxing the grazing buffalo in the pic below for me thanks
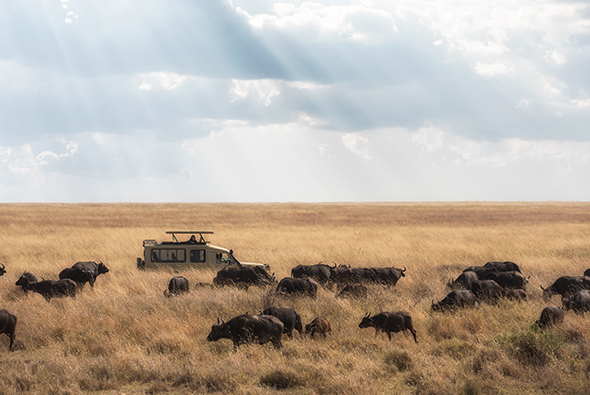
[71,261,110,288]
[59,268,94,288]
[470,280,503,302]
[358,311,417,343]
[431,290,479,312]
[535,306,564,329]
[15,274,76,301]
[336,283,368,299]
[0,263,6,276]
[541,276,590,299]
[483,271,527,290]
[291,262,333,285]
[15,272,38,293]
[164,276,189,297]
[563,289,590,314]
[206,314,284,350]
[448,271,478,290]
[0,309,17,351]
[463,261,521,279]
[503,288,528,301]
[332,266,406,287]
[261,306,303,339]
[305,317,332,338]
[276,277,319,298]
[213,266,276,290]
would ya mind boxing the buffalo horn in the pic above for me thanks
[540,285,545,291]
[0,262,4,269]
[401,266,407,272]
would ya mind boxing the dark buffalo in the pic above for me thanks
[358,311,417,343]
[503,288,528,301]
[483,271,527,290]
[470,279,503,301]
[463,261,520,279]
[447,270,478,289]
[332,267,378,287]
[15,272,38,293]
[305,317,332,338]
[535,306,564,329]
[0,309,17,351]
[71,261,110,288]
[206,314,284,350]
[483,261,521,273]
[164,276,189,297]
[59,268,94,288]
[0,263,6,276]
[15,274,76,301]
[276,277,319,298]
[261,306,303,338]
[372,266,406,287]
[213,266,275,290]
[431,290,479,312]
[563,289,590,314]
[291,262,332,285]
[541,276,590,299]
[336,283,368,299]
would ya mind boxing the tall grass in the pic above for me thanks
[1,202,590,394]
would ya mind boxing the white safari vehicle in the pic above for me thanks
[136,230,270,271]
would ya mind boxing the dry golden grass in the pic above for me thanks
[1,202,590,394]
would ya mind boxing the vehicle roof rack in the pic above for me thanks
[165,230,214,244]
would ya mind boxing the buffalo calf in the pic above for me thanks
[305,317,331,338]
[563,289,590,314]
[336,283,368,299]
[164,276,189,297]
[359,311,417,343]
[536,306,564,329]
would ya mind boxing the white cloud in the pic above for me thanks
[474,62,513,76]
[342,133,371,161]
[230,79,280,106]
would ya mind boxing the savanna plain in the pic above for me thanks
[1,202,590,395]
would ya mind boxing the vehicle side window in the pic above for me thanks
[152,249,186,263]
[190,249,206,263]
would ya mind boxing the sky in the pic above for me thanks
[1,0,589,202]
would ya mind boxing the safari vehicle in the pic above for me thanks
[136,230,270,271]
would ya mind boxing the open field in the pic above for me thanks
[1,202,590,394]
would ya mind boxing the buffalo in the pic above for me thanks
[59,268,94,288]
[206,314,284,350]
[71,261,110,288]
[447,270,478,290]
[291,262,333,285]
[305,317,332,338]
[563,289,590,314]
[15,272,37,293]
[261,306,303,339]
[483,271,527,290]
[431,290,479,312]
[503,288,528,301]
[332,266,406,288]
[0,263,6,276]
[164,276,189,297]
[213,266,276,290]
[463,261,521,279]
[0,309,17,351]
[276,277,319,298]
[541,276,590,300]
[336,283,368,299]
[535,306,564,329]
[15,273,76,301]
[470,280,503,302]
[358,311,417,343]
[372,266,406,287]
